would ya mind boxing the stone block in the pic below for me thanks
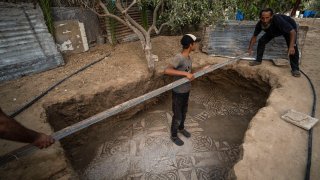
[281,109,319,130]
[54,20,89,54]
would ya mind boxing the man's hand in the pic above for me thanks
[248,36,257,56]
[186,73,194,81]
[288,46,295,56]
[32,133,55,149]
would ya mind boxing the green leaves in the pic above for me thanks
[39,0,54,34]
[159,0,237,31]
[137,0,160,7]
[304,0,320,11]
[237,0,298,19]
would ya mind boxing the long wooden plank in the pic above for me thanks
[0,54,244,166]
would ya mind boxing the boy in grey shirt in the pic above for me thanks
[164,34,200,146]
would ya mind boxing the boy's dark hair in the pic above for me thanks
[259,8,274,18]
[180,34,200,49]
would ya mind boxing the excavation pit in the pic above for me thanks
[46,69,270,179]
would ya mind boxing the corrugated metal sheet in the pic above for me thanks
[0,2,64,82]
[205,21,308,60]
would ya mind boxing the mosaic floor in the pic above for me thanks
[82,79,261,180]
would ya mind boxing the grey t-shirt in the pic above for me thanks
[171,53,192,93]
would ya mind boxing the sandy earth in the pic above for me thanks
[297,18,320,180]
[0,19,319,179]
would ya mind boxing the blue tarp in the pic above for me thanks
[236,10,244,21]
[303,10,317,17]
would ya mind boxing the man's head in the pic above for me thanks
[259,8,273,28]
[181,34,201,50]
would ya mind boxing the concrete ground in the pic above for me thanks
[298,19,320,180]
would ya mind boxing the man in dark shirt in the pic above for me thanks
[248,8,301,77]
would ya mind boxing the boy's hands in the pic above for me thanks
[186,73,194,81]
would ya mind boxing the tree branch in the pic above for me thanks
[152,0,163,27]
[124,18,147,45]
[98,0,110,14]
[87,1,129,28]
[122,0,137,14]
[147,0,167,34]
[115,0,147,37]
[156,22,169,34]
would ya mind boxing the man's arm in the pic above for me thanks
[288,29,296,55]
[164,65,194,80]
[248,36,257,55]
[0,108,55,149]
[248,22,261,55]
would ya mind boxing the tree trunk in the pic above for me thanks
[145,47,154,72]
[144,34,154,72]
[104,17,115,44]
[291,0,301,17]
[96,0,164,72]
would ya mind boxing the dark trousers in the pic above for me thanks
[256,32,300,71]
[171,91,189,137]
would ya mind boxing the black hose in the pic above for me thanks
[300,70,317,180]
[9,53,111,118]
